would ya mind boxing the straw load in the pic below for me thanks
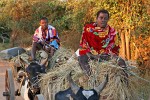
[7,47,150,99]
[40,47,150,100]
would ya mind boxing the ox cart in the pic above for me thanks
[3,65,44,100]
[2,47,143,100]
[3,68,45,100]
[2,48,48,100]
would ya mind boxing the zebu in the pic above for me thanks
[55,73,108,100]
[3,62,45,100]
[16,62,45,100]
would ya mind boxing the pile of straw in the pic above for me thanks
[40,48,150,100]
[47,47,75,69]
[8,47,150,99]
[40,48,81,99]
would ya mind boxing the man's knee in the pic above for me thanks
[32,42,38,46]
[99,54,111,61]
[78,55,91,76]
[78,54,89,64]
[116,57,126,68]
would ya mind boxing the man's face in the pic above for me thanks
[96,13,109,28]
[40,19,48,30]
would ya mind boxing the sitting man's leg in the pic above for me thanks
[49,46,56,58]
[112,55,128,85]
[31,42,43,60]
[78,54,91,76]
[111,56,127,68]
[44,46,56,58]
[116,57,127,68]
[99,53,111,61]
[99,54,127,68]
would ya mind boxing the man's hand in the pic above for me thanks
[50,39,54,42]
[86,52,100,60]
[33,36,39,42]
[40,39,45,45]
[99,54,110,61]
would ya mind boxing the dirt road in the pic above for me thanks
[0,60,23,100]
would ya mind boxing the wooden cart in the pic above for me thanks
[3,54,46,100]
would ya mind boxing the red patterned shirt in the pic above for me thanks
[79,23,119,56]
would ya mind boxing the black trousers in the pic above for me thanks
[78,53,127,76]
[31,42,55,60]
[78,54,91,76]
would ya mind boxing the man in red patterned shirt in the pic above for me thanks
[78,9,126,76]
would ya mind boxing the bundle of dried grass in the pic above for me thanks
[8,47,150,99]
[40,48,150,100]
[11,53,29,64]
[40,48,82,100]
[9,53,29,77]
[47,47,75,69]
[89,60,138,100]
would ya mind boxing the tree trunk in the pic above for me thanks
[134,47,138,59]
[120,32,126,59]
[125,30,131,60]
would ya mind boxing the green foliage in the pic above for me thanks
[0,43,10,51]
[0,0,149,49]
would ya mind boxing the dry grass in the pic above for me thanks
[10,30,32,47]
[39,48,150,100]
[3,47,150,100]
[60,30,81,50]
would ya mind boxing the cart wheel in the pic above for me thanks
[3,69,15,100]
[34,94,45,100]
[12,65,17,78]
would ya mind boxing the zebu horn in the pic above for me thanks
[40,58,48,66]
[94,74,108,94]
[68,72,80,94]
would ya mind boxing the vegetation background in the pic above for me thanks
[0,0,150,99]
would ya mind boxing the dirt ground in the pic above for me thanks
[0,60,23,100]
